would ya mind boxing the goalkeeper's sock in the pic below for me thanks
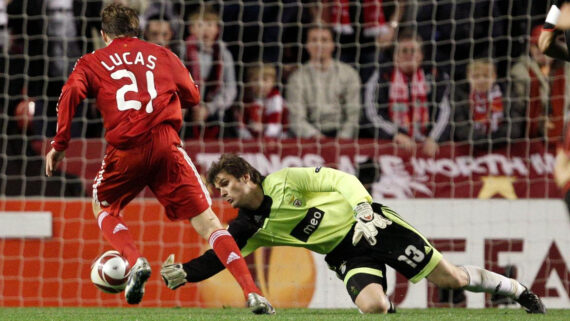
[97,210,141,267]
[209,229,261,298]
[461,265,526,298]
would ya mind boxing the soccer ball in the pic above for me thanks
[90,250,130,294]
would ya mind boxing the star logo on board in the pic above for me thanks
[293,199,302,207]
[477,176,517,199]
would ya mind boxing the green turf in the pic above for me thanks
[0,308,568,321]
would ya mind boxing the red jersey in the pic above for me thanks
[51,37,200,151]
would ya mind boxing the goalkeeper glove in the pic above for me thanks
[160,254,187,290]
[352,202,392,246]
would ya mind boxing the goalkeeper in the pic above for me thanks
[161,154,546,314]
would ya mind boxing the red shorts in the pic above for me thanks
[92,124,211,221]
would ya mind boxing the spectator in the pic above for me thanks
[236,64,288,139]
[141,1,185,55]
[46,0,82,79]
[183,5,237,139]
[512,25,567,143]
[320,0,407,82]
[286,25,361,139]
[361,30,450,157]
[453,58,520,149]
[143,14,182,56]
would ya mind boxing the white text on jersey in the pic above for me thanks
[101,52,157,71]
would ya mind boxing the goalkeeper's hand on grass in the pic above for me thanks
[352,202,392,246]
[160,254,187,290]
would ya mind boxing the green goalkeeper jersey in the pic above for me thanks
[183,167,372,282]
[241,167,372,256]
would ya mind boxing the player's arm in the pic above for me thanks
[169,52,200,108]
[46,58,90,176]
[539,1,570,61]
[161,216,259,288]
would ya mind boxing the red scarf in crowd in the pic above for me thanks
[324,0,386,35]
[241,88,288,138]
[388,68,429,137]
[470,85,504,135]
[528,65,565,141]
[185,34,223,102]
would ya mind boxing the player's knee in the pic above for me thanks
[190,207,223,240]
[357,298,389,314]
[439,267,468,289]
[444,276,464,289]
[429,260,470,289]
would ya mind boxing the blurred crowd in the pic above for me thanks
[0,0,563,195]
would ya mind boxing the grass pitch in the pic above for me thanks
[0,308,568,321]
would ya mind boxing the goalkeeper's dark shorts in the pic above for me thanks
[324,203,442,302]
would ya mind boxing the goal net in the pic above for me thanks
[1,0,569,309]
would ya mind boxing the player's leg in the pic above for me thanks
[189,208,263,295]
[92,200,141,267]
[426,259,546,314]
[378,204,546,314]
[149,135,273,314]
[92,147,150,305]
[354,283,391,313]
[325,249,394,314]
[190,208,274,314]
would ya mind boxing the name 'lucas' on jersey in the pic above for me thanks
[100,51,157,72]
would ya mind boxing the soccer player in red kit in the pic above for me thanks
[44,4,274,313]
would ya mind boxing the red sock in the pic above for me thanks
[97,210,141,267]
[209,229,261,298]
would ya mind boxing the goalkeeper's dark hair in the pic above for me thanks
[101,3,140,38]
[207,154,263,186]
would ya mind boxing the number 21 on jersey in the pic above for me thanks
[111,70,157,113]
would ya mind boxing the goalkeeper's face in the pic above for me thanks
[213,171,256,209]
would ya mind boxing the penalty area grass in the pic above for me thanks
[0,307,568,321]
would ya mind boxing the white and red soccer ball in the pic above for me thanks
[90,250,130,294]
